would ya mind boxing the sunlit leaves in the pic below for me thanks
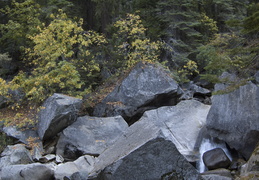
[109,13,162,70]
[7,10,107,103]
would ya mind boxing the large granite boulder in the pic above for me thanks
[56,115,128,160]
[206,79,259,160]
[37,93,82,141]
[93,62,183,124]
[0,144,33,169]
[0,163,54,180]
[89,100,208,179]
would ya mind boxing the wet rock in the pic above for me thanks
[203,148,231,170]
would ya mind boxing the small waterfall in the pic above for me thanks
[198,138,232,173]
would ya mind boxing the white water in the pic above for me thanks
[198,138,232,173]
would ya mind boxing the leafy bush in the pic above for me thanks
[104,13,162,73]
[0,11,106,104]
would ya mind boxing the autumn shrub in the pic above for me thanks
[103,13,162,73]
[5,11,106,104]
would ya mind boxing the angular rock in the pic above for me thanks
[56,115,128,160]
[0,144,33,169]
[203,148,231,170]
[32,146,43,162]
[93,62,182,124]
[0,163,54,180]
[55,154,64,164]
[180,81,211,104]
[39,154,56,163]
[89,102,205,179]
[206,80,259,160]
[2,125,39,145]
[54,155,95,180]
[240,144,259,175]
[37,93,82,141]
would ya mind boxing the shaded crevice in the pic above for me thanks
[124,92,182,125]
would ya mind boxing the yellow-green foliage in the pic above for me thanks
[10,11,106,103]
[200,13,218,42]
[110,13,162,70]
[177,60,199,82]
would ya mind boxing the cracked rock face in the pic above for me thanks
[206,81,259,160]
[93,62,183,124]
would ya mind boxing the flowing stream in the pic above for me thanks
[198,138,232,173]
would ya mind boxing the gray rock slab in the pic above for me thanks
[56,115,128,159]
[37,93,82,140]
[206,81,259,160]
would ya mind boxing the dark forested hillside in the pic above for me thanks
[0,0,258,105]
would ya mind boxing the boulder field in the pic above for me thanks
[1,62,259,179]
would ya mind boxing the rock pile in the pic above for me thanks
[1,63,259,179]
